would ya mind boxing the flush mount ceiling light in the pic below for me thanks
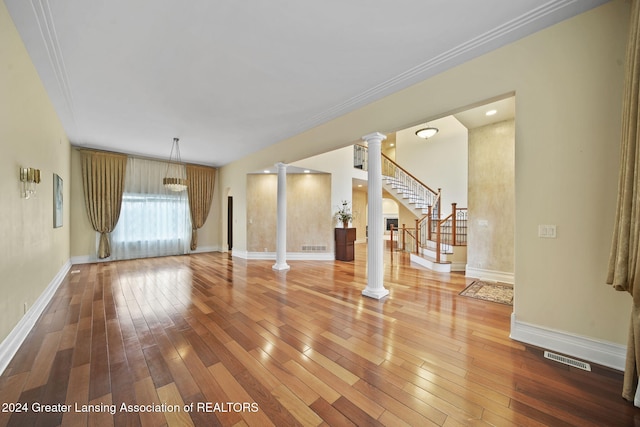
[486,109,497,116]
[415,126,439,139]
[163,137,188,192]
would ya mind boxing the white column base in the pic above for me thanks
[272,263,290,271]
[362,287,389,299]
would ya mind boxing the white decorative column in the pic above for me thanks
[362,132,389,299]
[273,162,290,271]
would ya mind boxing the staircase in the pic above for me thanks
[381,158,439,218]
[355,144,467,272]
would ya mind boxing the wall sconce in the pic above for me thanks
[20,167,40,199]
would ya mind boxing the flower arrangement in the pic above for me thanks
[334,200,353,227]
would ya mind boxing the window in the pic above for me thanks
[109,157,191,260]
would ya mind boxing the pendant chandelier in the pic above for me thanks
[163,137,188,192]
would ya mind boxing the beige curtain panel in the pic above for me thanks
[607,0,640,405]
[186,164,216,250]
[80,150,127,259]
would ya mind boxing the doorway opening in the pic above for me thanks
[227,196,233,251]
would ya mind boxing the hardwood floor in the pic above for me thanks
[1,244,638,426]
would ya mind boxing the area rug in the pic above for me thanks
[459,280,513,305]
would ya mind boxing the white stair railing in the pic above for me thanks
[354,144,439,212]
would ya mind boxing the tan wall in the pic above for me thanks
[352,188,367,243]
[200,170,221,250]
[218,1,631,344]
[467,120,515,274]
[398,203,418,234]
[247,173,331,253]
[396,117,468,209]
[382,134,396,160]
[247,174,277,252]
[291,146,368,247]
[0,1,71,341]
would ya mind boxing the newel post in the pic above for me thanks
[402,223,406,252]
[451,202,457,246]
[427,205,432,241]
[415,218,420,254]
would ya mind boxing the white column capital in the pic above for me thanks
[275,162,288,170]
[361,132,387,143]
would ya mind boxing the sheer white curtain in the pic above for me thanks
[110,157,191,260]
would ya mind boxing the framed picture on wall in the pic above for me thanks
[53,173,63,228]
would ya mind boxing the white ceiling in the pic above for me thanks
[6,0,607,166]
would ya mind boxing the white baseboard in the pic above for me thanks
[190,245,220,254]
[70,255,101,264]
[510,313,625,371]
[287,252,335,261]
[71,246,222,265]
[236,251,334,261]
[451,262,466,272]
[0,260,72,376]
[465,266,514,284]
[231,249,249,259]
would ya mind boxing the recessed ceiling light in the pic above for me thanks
[486,109,497,116]
[390,143,395,147]
[304,170,310,173]
[263,170,270,173]
[357,184,363,187]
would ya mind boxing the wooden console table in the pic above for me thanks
[335,228,356,261]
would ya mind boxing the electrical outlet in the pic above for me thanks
[538,224,557,238]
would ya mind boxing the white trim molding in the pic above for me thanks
[238,251,334,261]
[466,266,514,284]
[71,246,223,265]
[231,249,249,259]
[510,313,626,371]
[189,245,221,254]
[450,262,467,272]
[0,260,72,375]
[70,255,102,265]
